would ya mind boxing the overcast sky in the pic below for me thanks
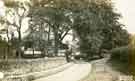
[0,0,135,34]
[113,0,135,34]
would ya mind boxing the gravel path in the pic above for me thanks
[82,58,128,81]
[33,62,91,81]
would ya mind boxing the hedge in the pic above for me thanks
[110,46,131,62]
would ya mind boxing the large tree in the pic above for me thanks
[27,0,129,59]
[28,3,72,56]
[1,0,29,58]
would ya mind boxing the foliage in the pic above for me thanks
[110,46,130,62]
[129,35,135,75]
[0,0,130,60]
[1,0,29,58]
[0,37,8,47]
[27,2,73,55]
[0,36,15,59]
[26,0,130,58]
[70,0,129,58]
[28,7,72,42]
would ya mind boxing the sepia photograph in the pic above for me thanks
[0,0,135,81]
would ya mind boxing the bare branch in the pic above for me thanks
[60,29,70,41]
[6,20,19,28]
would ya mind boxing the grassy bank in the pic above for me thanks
[0,57,67,77]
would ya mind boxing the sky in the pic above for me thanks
[0,0,5,16]
[113,0,135,34]
[0,0,135,34]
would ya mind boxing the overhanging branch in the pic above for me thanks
[60,29,70,41]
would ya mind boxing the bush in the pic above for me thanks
[109,46,131,74]
[110,46,131,62]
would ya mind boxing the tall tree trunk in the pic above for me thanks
[17,29,22,58]
[65,50,70,62]
[6,30,10,60]
[60,29,70,41]
[47,27,51,44]
[54,28,59,56]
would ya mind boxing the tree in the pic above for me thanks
[0,36,9,59]
[28,4,72,56]
[24,19,48,55]
[27,0,129,60]
[58,0,129,59]
[2,0,28,58]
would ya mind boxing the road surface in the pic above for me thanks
[34,62,91,81]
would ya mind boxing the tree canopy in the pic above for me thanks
[0,0,130,59]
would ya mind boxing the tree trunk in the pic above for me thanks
[17,29,22,58]
[54,31,59,56]
[65,50,71,62]
[47,27,51,44]
[6,30,10,59]
[60,29,70,41]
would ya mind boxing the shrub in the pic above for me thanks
[109,46,131,74]
[110,46,131,62]
[130,35,135,76]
